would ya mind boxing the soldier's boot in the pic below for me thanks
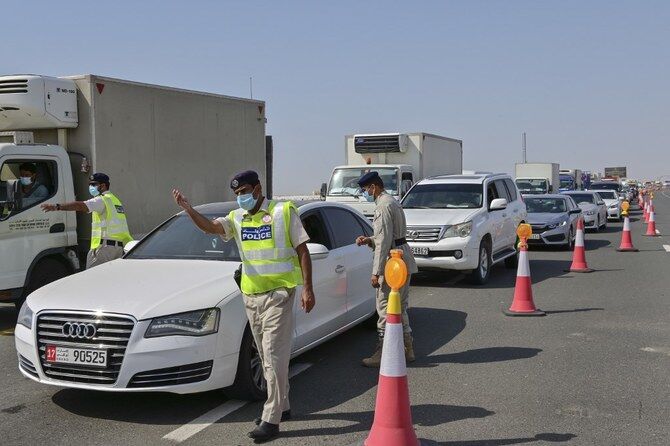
[404,333,415,363]
[362,337,383,368]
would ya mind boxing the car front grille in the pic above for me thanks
[18,355,38,378]
[531,224,548,234]
[127,360,213,388]
[406,226,444,243]
[36,311,135,385]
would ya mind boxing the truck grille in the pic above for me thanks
[36,311,135,385]
[0,79,28,94]
[406,226,444,243]
[127,361,213,388]
[18,355,39,378]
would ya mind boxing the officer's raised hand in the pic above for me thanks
[172,189,192,210]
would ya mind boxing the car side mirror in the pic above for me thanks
[123,240,139,254]
[320,183,327,200]
[569,209,582,214]
[307,243,329,260]
[489,198,508,211]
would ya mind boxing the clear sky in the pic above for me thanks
[5,1,669,193]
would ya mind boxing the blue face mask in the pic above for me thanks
[237,192,258,210]
[20,176,33,186]
[89,185,100,197]
[362,189,375,202]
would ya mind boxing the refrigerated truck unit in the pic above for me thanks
[0,74,268,306]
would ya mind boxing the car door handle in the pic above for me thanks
[335,265,345,274]
[50,223,65,233]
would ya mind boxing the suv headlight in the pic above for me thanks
[442,221,473,238]
[17,301,33,330]
[145,308,220,338]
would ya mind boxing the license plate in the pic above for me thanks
[411,247,429,256]
[529,234,541,239]
[45,345,107,367]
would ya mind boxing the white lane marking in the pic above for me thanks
[163,362,313,443]
[663,245,670,252]
[641,347,670,356]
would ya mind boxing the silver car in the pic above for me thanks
[561,191,608,231]
[524,194,582,249]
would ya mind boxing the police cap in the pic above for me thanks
[357,171,381,188]
[230,170,260,190]
[89,172,110,185]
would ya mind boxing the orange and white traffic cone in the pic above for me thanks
[644,206,660,237]
[616,216,639,251]
[566,218,594,273]
[643,199,651,223]
[365,250,420,446]
[503,243,545,317]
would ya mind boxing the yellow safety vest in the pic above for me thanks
[91,192,133,249]
[229,200,303,295]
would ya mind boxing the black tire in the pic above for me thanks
[504,238,519,269]
[17,258,70,310]
[602,217,608,230]
[563,227,575,251]
[224,327,267,401]
[468,240,491,285]
[593,217,600,233]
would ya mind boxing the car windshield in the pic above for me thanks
[596,191,617,199]
[591,182,620,191]
[127,214,241,261]
[515,179,548,193]
[328,167,398,196]
[402,183,483,209]
[568,193,595,205]
[525,198,567,213]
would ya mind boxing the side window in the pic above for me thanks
[356,215,373,237]
[0,159,57,221]
[486,181,499,207]
[301,211,332,250]
[503,179,518,202]
[494,180,511,202]
[322,207,367,249]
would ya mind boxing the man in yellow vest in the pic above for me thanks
[172,170,315,443]
[41,173,133,269]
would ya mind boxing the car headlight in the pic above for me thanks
[145,308,220,338]
[547,220,568,229]
[585,210,596,215]
[442,221,473,238]
[17,301,33,330]
[609,204,618,209]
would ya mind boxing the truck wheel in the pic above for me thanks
[17,258,70,310]
[468,241,491,285]
[224,327,267,401]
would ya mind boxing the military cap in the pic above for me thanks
[357,171,381,188]
[89,172,110,184]
[230,170,260,190]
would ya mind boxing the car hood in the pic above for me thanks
[601,198,619,206]
[527,213,567,225]
[26,259,241,320]
[404,208,479,227]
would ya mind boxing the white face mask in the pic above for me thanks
[20,176,33,186]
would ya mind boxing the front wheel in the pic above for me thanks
[468,240,491,285]
[563,227,575,251]
[224,327,267,401]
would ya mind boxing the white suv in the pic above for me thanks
[401,173,527,284]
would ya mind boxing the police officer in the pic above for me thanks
[355,171,418,367]
[41,173,133,269]
[172,170,315,443]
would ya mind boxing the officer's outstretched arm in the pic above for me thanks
[172,188,225,235]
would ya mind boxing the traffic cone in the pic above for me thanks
[644,207,660,237]
[616,216,639,251]
[643,199,651,223]
[365,250,420,446]
[503,244,545,317]
[565,218,594,273]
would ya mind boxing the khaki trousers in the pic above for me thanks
[243,287,296,425]
[86,245,124,269]
[376,274,412,336]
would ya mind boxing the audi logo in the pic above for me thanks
[62,322,97,339]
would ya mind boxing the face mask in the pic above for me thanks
[237,192,258,210]
[20,176,32,186]
[362,188,375,202]
[89,185,101,197]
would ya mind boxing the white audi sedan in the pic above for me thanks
[15,201,375,399]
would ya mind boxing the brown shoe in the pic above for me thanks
[404,333,415,363]
[362,339,383,368]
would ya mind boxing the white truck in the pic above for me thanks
[323,132,463,217]
[0,74,268,307]
[514,162,560,194]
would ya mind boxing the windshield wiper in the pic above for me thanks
[403,206,434,209]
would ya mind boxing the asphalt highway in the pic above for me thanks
[1,193,669,445]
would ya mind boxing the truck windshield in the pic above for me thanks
[560,176,574,189]
[525,198,567,213]
[402,183,483,209]
[515,179,548,194]
[329,168,398,196]
[127,214,241,261]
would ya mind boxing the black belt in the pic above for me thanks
[394,238,407,247]
[103,240,124,247]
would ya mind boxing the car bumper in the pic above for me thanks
[14,320,239,394]
[582,215,598,228]
[607,208,620,219]
[408,236,480,270]
[528,225,570,246]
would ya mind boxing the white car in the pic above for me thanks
[561,191,608,231]
[15,201,375,398]
[402,173,527,284]
[592,189,622,220]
